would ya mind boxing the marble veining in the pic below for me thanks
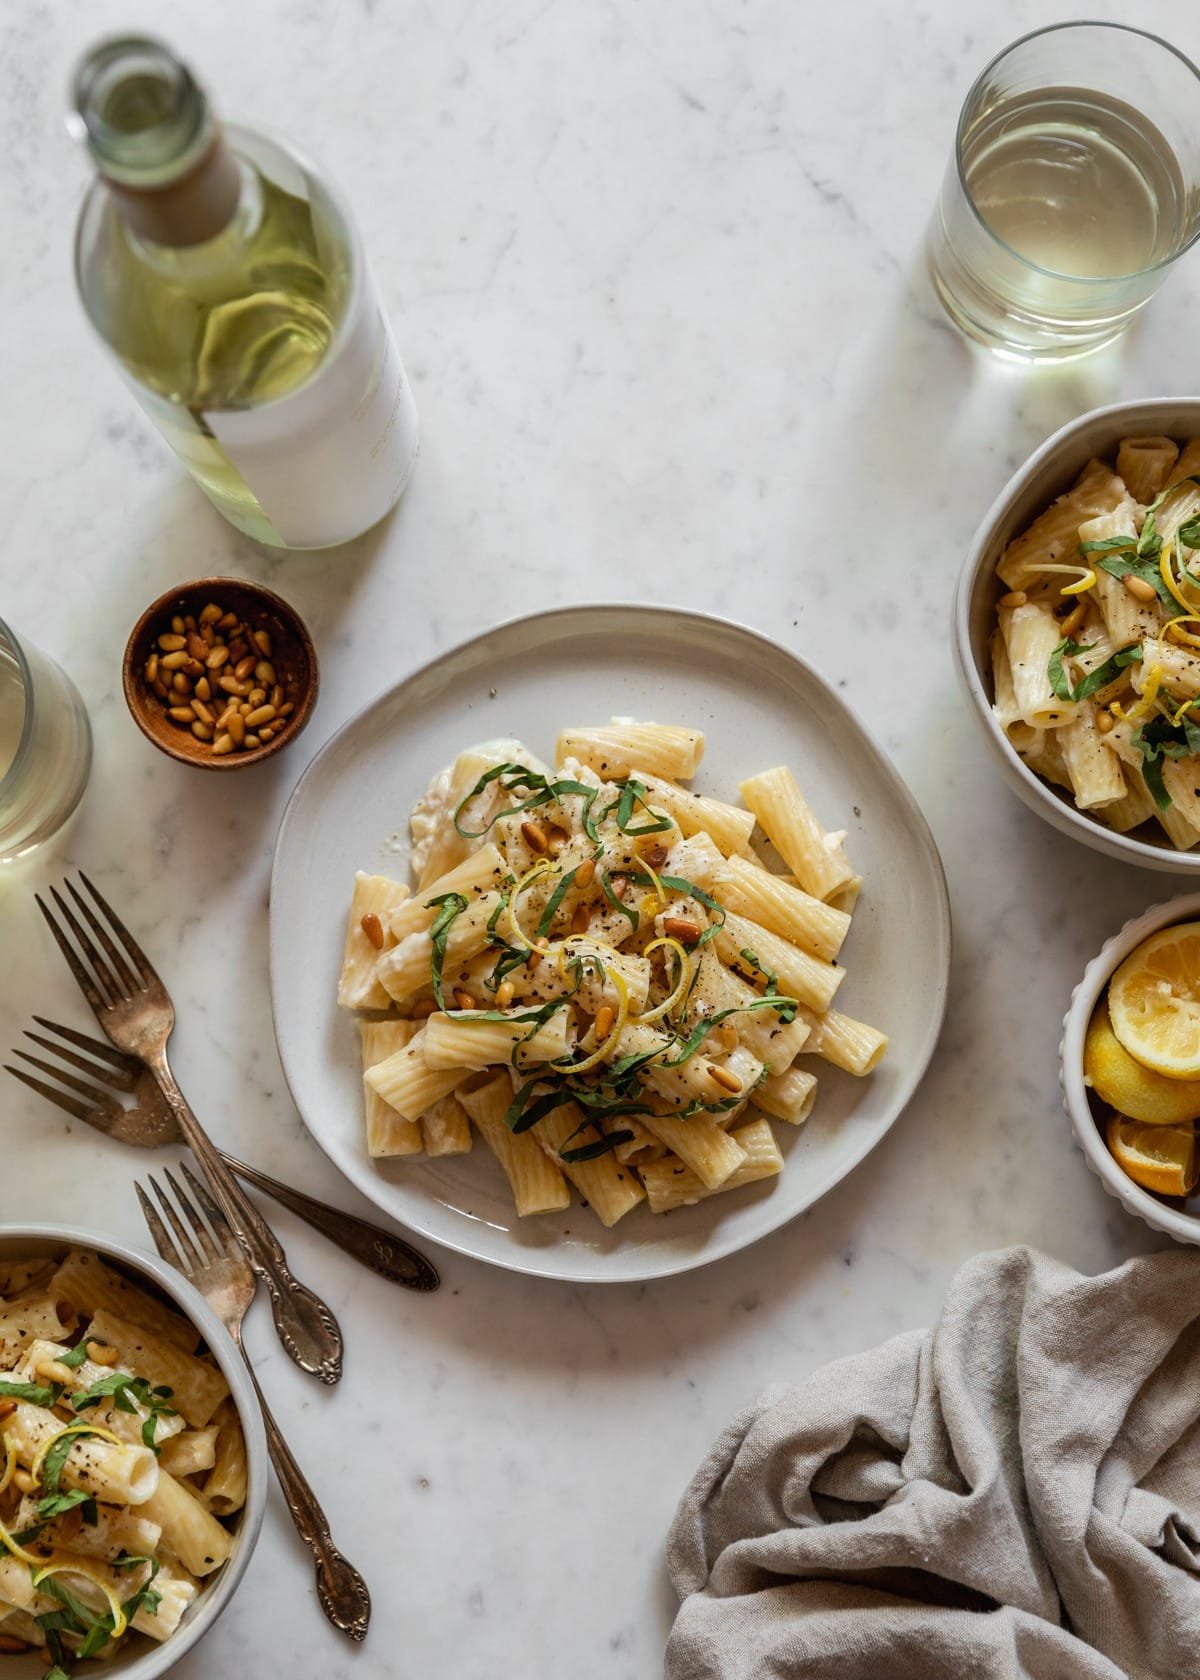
[2,1,1199,1674]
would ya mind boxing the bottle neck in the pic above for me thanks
[101,127,242,247]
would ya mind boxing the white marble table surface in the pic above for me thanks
[4,1,1200,1674]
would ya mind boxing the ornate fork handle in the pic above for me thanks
[242,1354,370,1640]
[222,1154,440,1292]
[151,1060,344,1383]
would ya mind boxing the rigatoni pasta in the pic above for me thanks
[989,439,1200,849]
[0,1250,246,1668]
[337,723,888,1228]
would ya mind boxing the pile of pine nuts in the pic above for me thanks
[141,599,301,756]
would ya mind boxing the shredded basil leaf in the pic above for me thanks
[40,1431,90,1499]
[535,866,578,939]
[426,892,469,1010]
[737,948,799,1023]
[0,1380,60,1406]
[560,1128,636,1163]
[666,997,799,1065]
[58,1340,90,1371]
[1131,710,1200,811]
[35,1487,96,1523]
[72,1372,177,1456]
[599,871,638,932]
[1047,638,1141,704]
[1093,552,1178,613]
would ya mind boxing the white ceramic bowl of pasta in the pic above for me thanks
[1060,895,1200,1245]
[0,1224,267,1680]
[954,397,1200,873]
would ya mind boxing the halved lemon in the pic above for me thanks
[1106,1114,1198,1198]
[1107,922,1200,1078]
[1084,1006,1200,1125]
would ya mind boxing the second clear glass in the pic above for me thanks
[0,621,92,867]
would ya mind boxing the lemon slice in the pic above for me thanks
[1106,1114,1198,1198]
[1084,1006,1200,1124]
[1108,923,1200,1078]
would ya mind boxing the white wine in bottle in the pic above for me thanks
[71,36,419,548]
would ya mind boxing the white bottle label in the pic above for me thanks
[204,262,418,548]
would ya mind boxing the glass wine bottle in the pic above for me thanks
[71,35,419,548]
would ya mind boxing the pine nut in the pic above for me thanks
[271,684,285,709]
[212,732,234,756]
[194,676,212,701]
[228,638,250,663]
[254,628,272,656]
[234,655,256,681]
[521,820,549,853]
[167,706,195,723]
[145,653,159,684]
[186,633,207,661]
[1060,603,1086,637]
[160,649,188,671]
[571,904,590,934]
[527,949,542,971]
[453,988,477,1011]
[611,875,629,900]
[245,704,276,729]
[717,1022,739,1051]
[243,733,262,749]
[412,997,436,1019]
[708,1064,742,1095]
[171,615,185,634]
[153,678,170,700]
[1097,708,1116,734]
[0,1400,16,1422]
[227,712,245,745]
[199,602,222,625]
[172,672,191,695]
[256,660,276,686]
[258,724,278,741]
[495,980,515,1009]
[361,912,384,949]
[191,721,213,741]
[593,1004,615,1041]
[218,675,249,696]
[217,611,238,631]
[278,701,295,717]
[85,1340,119,1366]
[1124,574,1157,603]
[181,657,204,677]
[191,698,214,725]
[663,915,701,942]
[998,590,1027,608]
[575,857,596,887]
[247,687,267,707]
[13,1469,36,1495]
[206,645,230,669]
[158,632,185,652]
[643,842,669,868]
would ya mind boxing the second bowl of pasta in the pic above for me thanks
[0,1225,266,1680]
[955,398,1200,871]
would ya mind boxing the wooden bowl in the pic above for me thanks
[123,578,318,771]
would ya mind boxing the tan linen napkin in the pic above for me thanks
[666,1246,1200,1679]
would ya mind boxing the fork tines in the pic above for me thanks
[36,872,156,1013]
[137,1164,240,1279]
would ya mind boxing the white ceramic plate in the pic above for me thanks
[270,606,951,1282]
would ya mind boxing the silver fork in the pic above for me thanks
[5,1017,440,1292]
[137,1165,371,1641]
[37,873,342,1383]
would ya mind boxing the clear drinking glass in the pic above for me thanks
[927,23,1200,362]
[0,620,92,866]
